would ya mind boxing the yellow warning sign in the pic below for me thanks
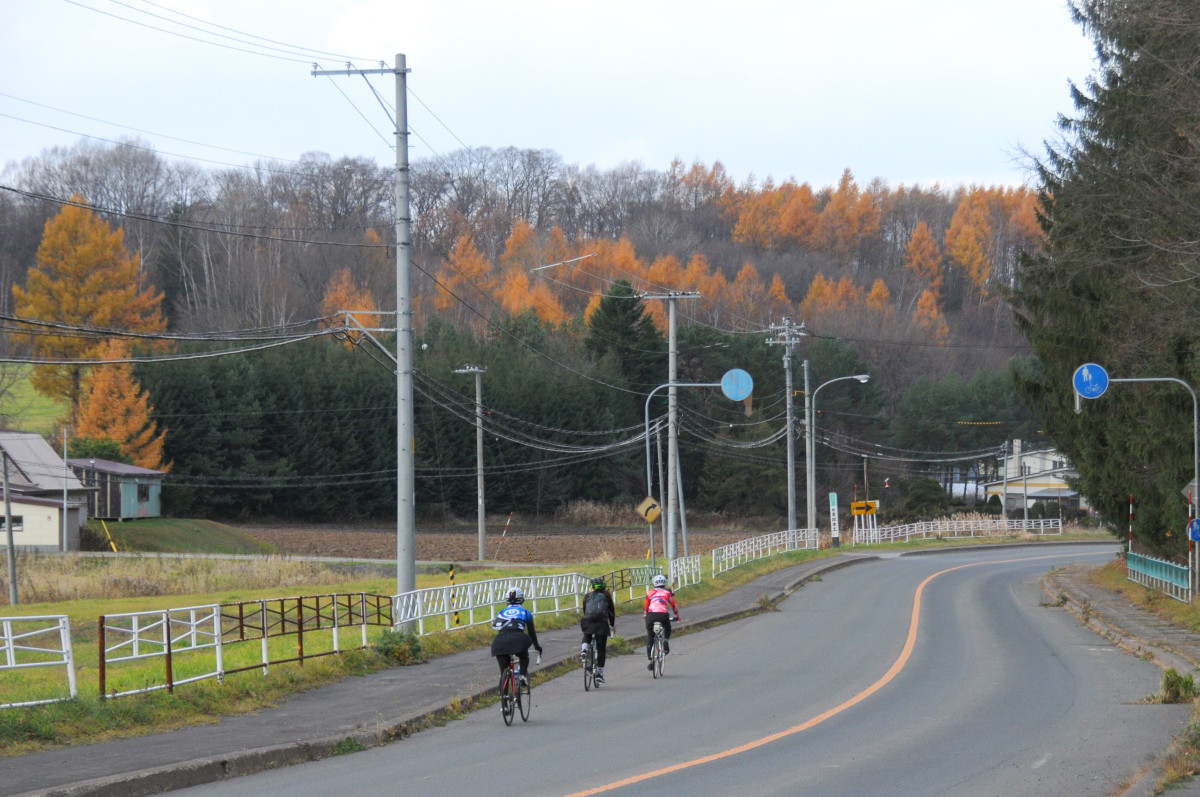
[851,500,877,516]
[637,496,662,523]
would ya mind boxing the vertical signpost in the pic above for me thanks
[829,493,840,548]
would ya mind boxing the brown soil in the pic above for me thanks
[238,522,753,564]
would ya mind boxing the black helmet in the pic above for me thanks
[591,577,606,591]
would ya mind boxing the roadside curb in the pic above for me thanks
[1041,569,1200,675]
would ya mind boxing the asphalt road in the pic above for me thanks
[178,545,1186,797]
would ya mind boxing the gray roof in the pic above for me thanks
[0,431,85,492]
[68,458,165,478]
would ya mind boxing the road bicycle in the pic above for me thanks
[649,621,666,679]
[499,653,535,725]
[582,638,597,691]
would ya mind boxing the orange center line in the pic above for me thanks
[566,549,1104,796]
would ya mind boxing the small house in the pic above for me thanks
[0,430,88,550]
[68,458,165,521]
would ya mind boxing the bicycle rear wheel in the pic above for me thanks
[651,636,663,679]
[583,642,594,691]
[500,670,515,726]
[518,674,531,721]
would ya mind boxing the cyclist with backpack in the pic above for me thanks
[491,587,542,685]
[644,573,679,670]
[579,577,616,685]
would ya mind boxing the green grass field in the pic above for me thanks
[97,518,278,554]
[0,365,69,436]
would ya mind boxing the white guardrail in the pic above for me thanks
[670,555,702,588]
[100,604,223,698]
[711,528,819,577]
[0,615,77,708]
[394,572,590,635]
[854,518,1063,545]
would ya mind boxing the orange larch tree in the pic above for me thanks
[74,340,170,471]
[912,289,950,344]
[433,234,494,336]
[903,221,944,292]
[13,196,166,415]
[776,181,819,249]
[320,267,379,349]
[944,189,993,304]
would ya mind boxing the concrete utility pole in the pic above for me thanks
[642,291,700,560]
[4,452,16,606]
[766,318,807,532]
[314,54,415,598]
[454,365,487,561]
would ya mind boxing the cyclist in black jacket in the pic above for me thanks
[579,577,616,684]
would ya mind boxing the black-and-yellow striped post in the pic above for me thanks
[449,563,460,626]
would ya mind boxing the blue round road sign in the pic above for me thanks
[1189,518,1200,542]
[721,369,753,402]
[1073,363,1109,399]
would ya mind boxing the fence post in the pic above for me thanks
[163,612,174,695]
[98,616,106,698]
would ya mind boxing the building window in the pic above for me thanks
[0,515,24,532]
[137,483,150,503]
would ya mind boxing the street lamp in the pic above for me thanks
[806,374,870,537]
[645,381,720,568]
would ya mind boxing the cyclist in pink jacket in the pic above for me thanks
[643,574,679,669]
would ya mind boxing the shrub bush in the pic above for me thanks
[1161,668,1196,703]
[375,630,425,665]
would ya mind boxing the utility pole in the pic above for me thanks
[4,452,16,606]
[454,364,487,561]
[314,55,415,598]
[766,318,807,532]
[804,359,814,530]
[642,291,700,560]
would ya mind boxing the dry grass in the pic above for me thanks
[551,499,774,533]
[0,552,348,606]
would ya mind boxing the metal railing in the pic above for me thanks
[670,555,702,588]
[854,518,1063,545]
[1127,551,1191,603]
[711,528,818,577]
[393,572,588,635]
[99,593,392,699]
[99,604,223,698]
[0,615,76,708]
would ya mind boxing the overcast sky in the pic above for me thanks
[0,0,1097,190]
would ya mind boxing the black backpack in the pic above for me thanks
[583,591,607,619]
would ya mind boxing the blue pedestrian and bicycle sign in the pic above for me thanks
[1189,518,1200,542]
[1073,363,1110,399]
[721,369,753,402]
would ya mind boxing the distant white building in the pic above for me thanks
[0,430,89,551]
[982,439,1086,514]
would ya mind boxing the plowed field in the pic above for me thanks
[238,522,755,564]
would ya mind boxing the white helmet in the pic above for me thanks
[651,574,667,588]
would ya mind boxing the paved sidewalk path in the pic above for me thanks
[1045,563,1200,797]
[5,554,872,797]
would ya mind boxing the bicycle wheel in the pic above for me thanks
[655,638,665,678]
[500,669,515,726]
[518,673,532,721]
[650,636,662,679]
[583,642,594,691]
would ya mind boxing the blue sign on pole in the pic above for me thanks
[721,369,753,402]
[1073,363,1110,399]
[1189,518,1200,542]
